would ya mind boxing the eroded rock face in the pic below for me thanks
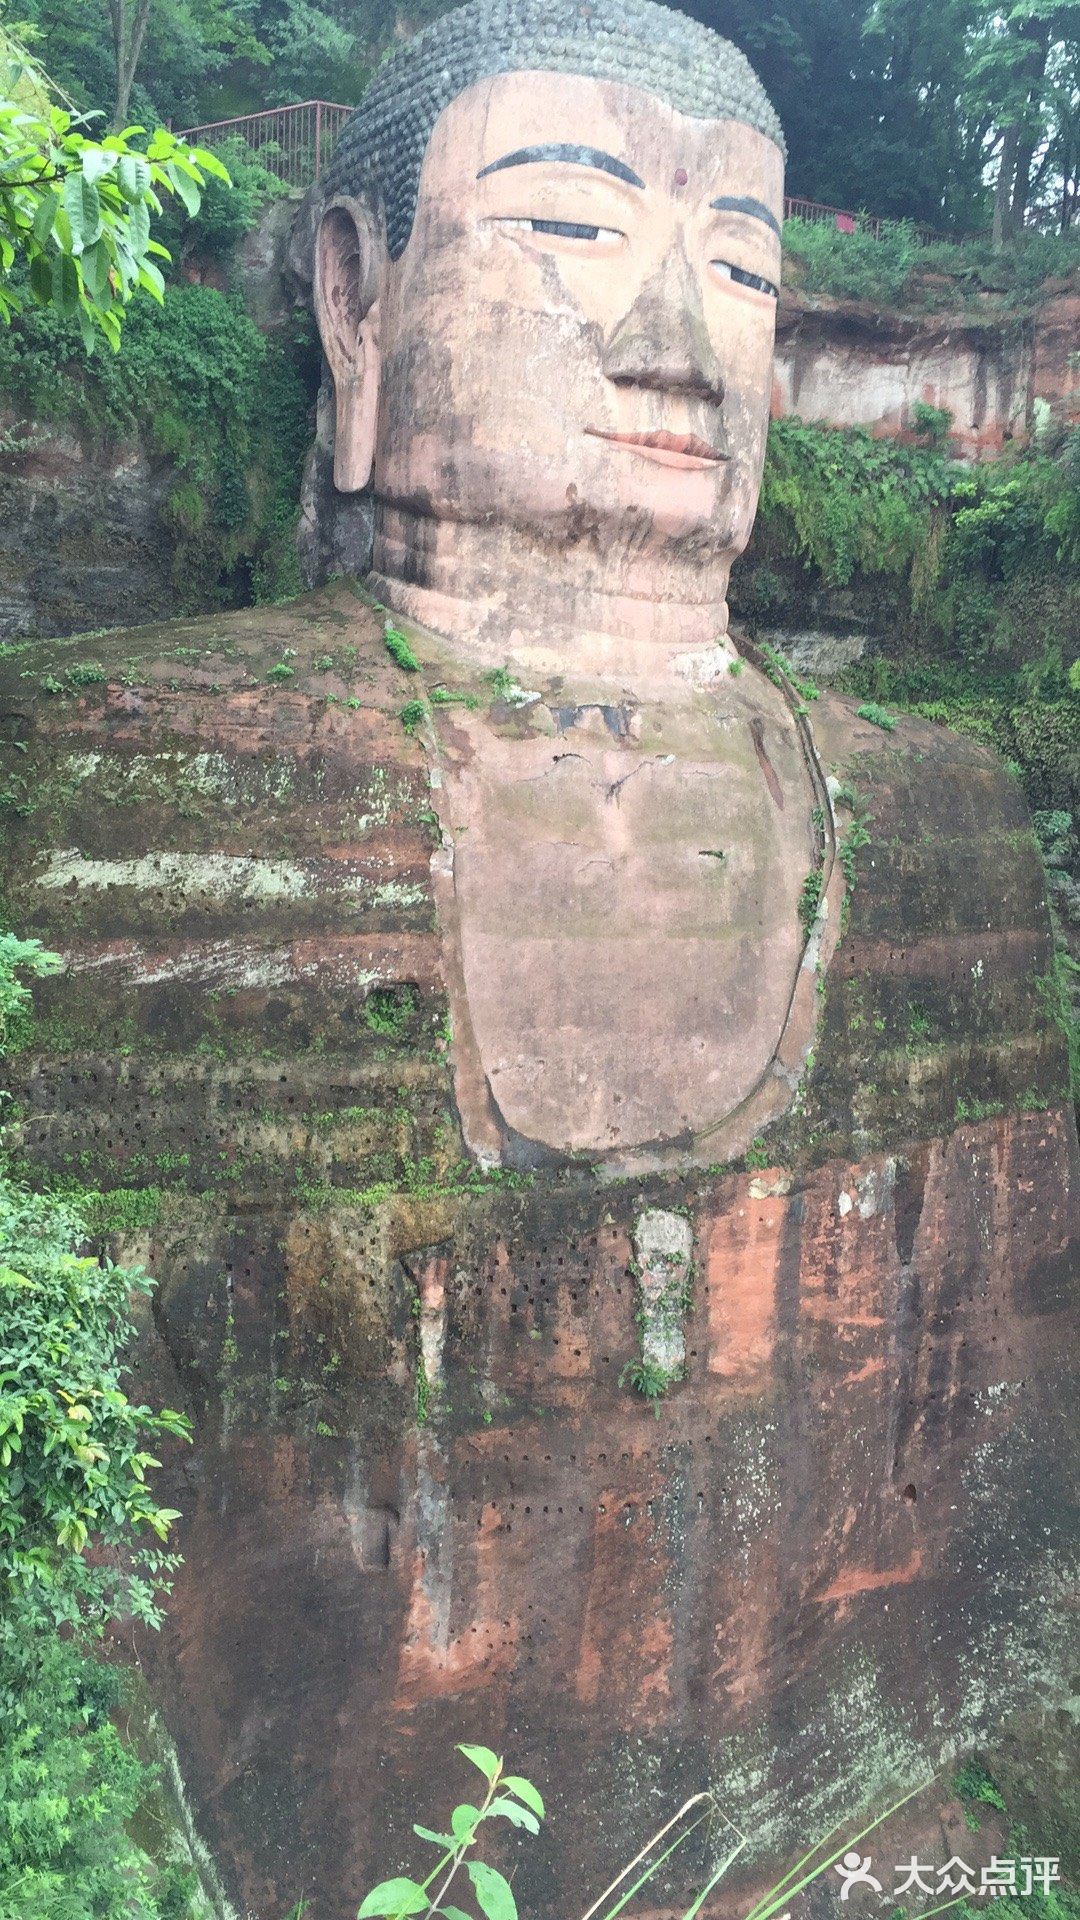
[1,591,1075,1920]
[0,429,176,641]
[771,293,1034,460]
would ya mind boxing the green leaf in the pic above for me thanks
[166,163,201,216]
[51,251,81,315]
[80,239,111,305]
[439,1908,473,1920]
[31,191,58,247]
[137,262,165,305]
[357,1877,429,1918]
[117,152,151,201]
[191,147,231,182]
[28,250,53,306]
[62,171,103,251]
[451,1804,481,1842]
[413,1826,454,1848]
[501,1778,544,1820]
[126,198,150,261]
[466,1863,516,1920]
[488,1798,539,1835]
[81,148,118,186]
[456,1744,500,1784]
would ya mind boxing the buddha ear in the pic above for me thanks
[314,199,386,492]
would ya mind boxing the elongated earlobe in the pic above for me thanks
[313,201,385,492]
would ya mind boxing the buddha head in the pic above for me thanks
[307,0,785,657]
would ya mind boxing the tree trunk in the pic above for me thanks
[993,123,1018,246]
[108,0,152,129]
[1010,21,1052,232]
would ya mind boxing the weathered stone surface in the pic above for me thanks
[773,288,1032,460]
[755,626,875,678]
[136,1116,1076,1917]
[0,423,177,640]
[0,590,1075,1920]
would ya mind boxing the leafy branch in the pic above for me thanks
[0,23,232,349]
[359,1744,544,1920]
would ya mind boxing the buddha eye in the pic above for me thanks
[711,258,778,299]
[496,217,622,242]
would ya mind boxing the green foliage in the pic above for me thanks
[0,27,231,349]
[783,217,922,303]
[0,1614,201,1920]
[0,283,316,609]
[429,686,480,710]
[798,867,824,933]
[399,697,428,736]
[783,219,1080,309]
[838,811,874,893]
[0,932,61,1050]
[754,422,1077,660]
[358,1747,543,1920]
[0,930,199,1919]
[384,625,421,672]
[1036,945,1080,1099]
[619,1357,675,1406]
[356,1749,979,1920]
[857,702,898,731]
[749,423,1079,839]
[759,640,820,703]
[910,401,954,448]
[151,137,287,270]
[0,1183,189,1619]
[952,1761,1008,1813]
[758,417,951,588]
[364,985,417,1037]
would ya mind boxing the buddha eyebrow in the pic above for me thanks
[477,145,645,188]
[710,194,782,239]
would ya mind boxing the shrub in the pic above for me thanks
[782,217,1080,310]
[0,282,318,610]
[0,933,195,1918]
[757,417,951,587]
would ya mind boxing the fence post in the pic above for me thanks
[315,100,323,181]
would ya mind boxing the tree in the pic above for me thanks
[0,22,230,347]
[863,0,990,228]
[960,0,1080,239]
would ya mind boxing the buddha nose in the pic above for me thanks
[602,243,725,403]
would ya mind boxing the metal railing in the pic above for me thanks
[179,100,353,186]
[180,101,954,238]
[783,194,949,245]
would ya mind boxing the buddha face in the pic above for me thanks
[315,69,783,576]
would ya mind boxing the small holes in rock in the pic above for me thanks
[901,1483,917,1502]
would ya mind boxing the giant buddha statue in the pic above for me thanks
[303,0,834,1168]
[0,2,1076,1916]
